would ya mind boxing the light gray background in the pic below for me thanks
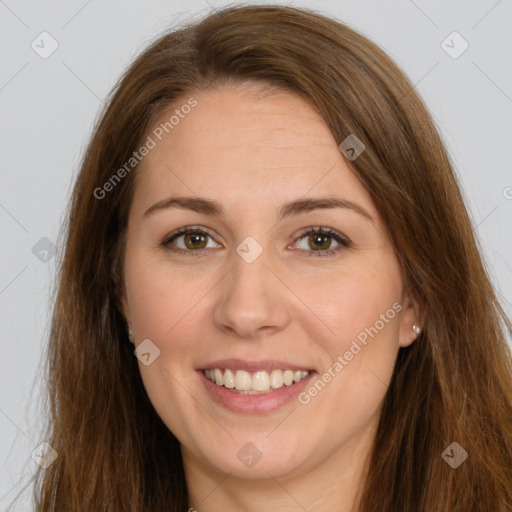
[1,0,511,508]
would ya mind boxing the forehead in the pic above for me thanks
[131,84,377,220]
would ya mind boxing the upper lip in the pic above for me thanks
[199,358,314,373]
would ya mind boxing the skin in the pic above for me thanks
[119,82,421,511]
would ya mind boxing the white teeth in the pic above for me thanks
[270,369,284,389]
[252,371,270,391]
[223,369,235,388]
[283,370,294,386]
[235,370,252,391]
[204,368,310,392]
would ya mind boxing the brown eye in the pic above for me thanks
[183,232,208,249]
[308,232,332,251]
[162,226,220,254]
[294,227,350,257]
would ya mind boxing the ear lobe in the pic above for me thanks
[398,292,424,348]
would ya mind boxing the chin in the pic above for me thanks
[195,434,315,480]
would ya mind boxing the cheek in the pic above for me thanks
[124,250,204,339]
[291,259,403,439]
[123,255,208,438]
[294,253,403,357]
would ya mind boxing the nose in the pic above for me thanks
[213,245,291,340]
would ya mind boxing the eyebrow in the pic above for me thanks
[143,195,374,223]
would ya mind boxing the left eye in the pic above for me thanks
[293,227,350,255]
[161,226,350,257]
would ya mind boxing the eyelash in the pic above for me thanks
[160,226,351,258]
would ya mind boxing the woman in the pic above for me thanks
[26,4,512,511]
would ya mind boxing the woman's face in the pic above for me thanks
[119,83,419,480]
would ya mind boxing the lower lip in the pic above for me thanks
[198,370,315,414]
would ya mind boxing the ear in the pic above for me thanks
[397,290,424,348]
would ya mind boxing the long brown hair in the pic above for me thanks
[15,4,512,510]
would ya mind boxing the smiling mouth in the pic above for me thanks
[203,368,311,394]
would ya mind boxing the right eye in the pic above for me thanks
[161,226,222,255]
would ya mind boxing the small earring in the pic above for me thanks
[127,328,135,343]
[413,324,421,334]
